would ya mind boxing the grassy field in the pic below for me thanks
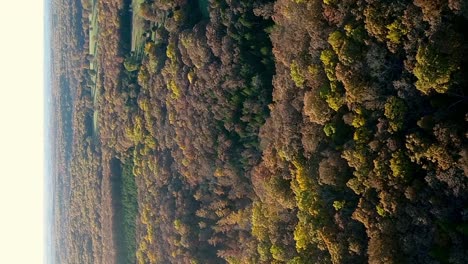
[88,0,100,138]
[110,159,138,264]
[89,14,98,62]
[89,0,99,67]
[131,0,146,58]
[93,111,99,137]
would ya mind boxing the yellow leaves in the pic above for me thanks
[319,48,346,111]
[424,145,453,170]
[406,133,453,170]
[173,219,182,231]
[376,204,386,217]
[217,209,251,230]
[252,202,275,241]
[137,64,150,86]
[214,167,223,177]
[168,111,175,124]
[125,116,144,143]
[351,115,366,128]
[270,244,287,261]
[145,224,154,244]
[187,71,195,84]
[167,79,181,99]
[147,251,158,263]
[132,163,142,177]
[307,64,320,77]
[386,19,407,44]
[328,31,345,55]
[166,43,176,61]
[320,49,337,82]
[138,98,149,112]
[141,206,151,225]
[414,44,458,94]
[137,202,157,263]
[145,136,157,149]
[292,159,311,192]
[323,0,336,5]
[290,60,305,88]
[389,150,412,178]
[144,42,156,56]
[384,96,407,132]
[353,127,371,144]
[136,239,157,264]
[325,93,345,112]
[333,200,345,211]
[293,218,315,251]
[173,10,184,22]
[136,250,145,264]
[342,148,367,170]
[180,34,193,49]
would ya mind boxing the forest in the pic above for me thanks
[49,0,468,263]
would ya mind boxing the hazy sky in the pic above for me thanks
[0,1,44,263]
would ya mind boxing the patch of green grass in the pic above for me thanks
[113,159,139,264]
[120,160,138,264]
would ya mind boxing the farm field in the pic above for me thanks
[130,0,146,58]
[87,0,100,137]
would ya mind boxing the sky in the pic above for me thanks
[0,1,45,263]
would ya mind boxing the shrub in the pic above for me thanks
[124,56,139,72]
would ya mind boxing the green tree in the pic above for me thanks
[413,44,458,94]
[384,96,407,132]
[290,60,305,88]
[124,55,140,72]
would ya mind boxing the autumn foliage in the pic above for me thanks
[50,0,468,263]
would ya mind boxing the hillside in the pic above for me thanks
[50,0,468,263]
